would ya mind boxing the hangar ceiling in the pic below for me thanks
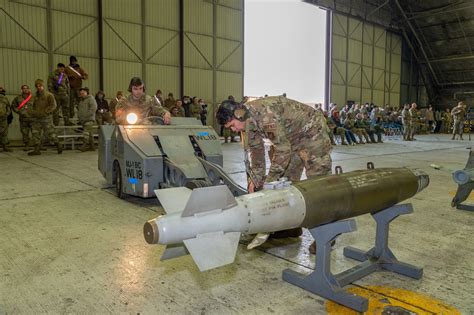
[305,0,474,104]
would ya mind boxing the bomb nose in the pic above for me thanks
[412,169,430,192]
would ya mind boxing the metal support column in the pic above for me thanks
[324,9,331,111]
[46,0,53,71]
[212,0,217,128]
[141,0,146,82]
[179,0,184,98]
[98,0,104,90]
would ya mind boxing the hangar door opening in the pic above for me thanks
[244,0,327,106]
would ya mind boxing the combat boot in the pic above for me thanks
[78,142,89,152]
[88,138,96,151]
[460,135,464,140]
[23,143,30,151]
[28,146,41,156]
[451,135,455,140]
[377,134,384,143]
[2,144,12,152]
[224,137,229,143]
[269,228,303,239]
[56,142,63,154]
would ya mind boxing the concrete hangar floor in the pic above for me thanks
[0,134,472,314]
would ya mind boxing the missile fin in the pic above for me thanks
[247,233,270,250]
[181,185,237,217]
[161,243,189,261]
[155,187,192,214]
[183,231,241,271]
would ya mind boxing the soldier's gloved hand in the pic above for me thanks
[163,112,171,125]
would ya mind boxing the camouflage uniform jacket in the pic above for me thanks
[78,95,97,123]
[451,106,466,122]
[401,108,410,124]
[409,108,419,123]
[245,96,331,187]
[170,105,185,117]
[48,70,70,95]
[189,103,202,119]
[0,94,11,119]
[11,93,34,121]
[115,94,168,125]
[31,90,57,118]
[164,98,175,110]
[355,118,369,130]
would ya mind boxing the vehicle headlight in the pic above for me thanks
[127,113,138,125]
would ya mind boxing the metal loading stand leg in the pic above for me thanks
[343,203,423,279]
[282,204,423,313]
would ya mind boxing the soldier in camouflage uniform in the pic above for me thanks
[170,100,185,117]
[401,103,411,140]
[189,97,202,123]
[451,101,467,140]
[11,85,35,151]
[28,79,63,155]
[163,93,175,110]
[0,87,13,152]
[343,113,365,144]
[354,113,375,143]
[325,113,347,145]
[48,63,72,126]
[77,87,98,151]
[217,96,333,246]
[409,103,418,140]
[115,77,170,125]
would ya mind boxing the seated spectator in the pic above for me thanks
[95,91,112,125]
[170,100,185,117]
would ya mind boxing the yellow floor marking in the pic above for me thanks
[326,285,461,314]
[449,191,474,201]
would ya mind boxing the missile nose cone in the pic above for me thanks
[412,169,430,192]
[144,220,159,244]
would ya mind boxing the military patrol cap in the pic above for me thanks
[128,77,145,92]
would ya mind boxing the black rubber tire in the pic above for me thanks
[185,179,211,190]
[114,161,126,199]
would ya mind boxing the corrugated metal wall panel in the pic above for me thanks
[146,27,179,66]
[184,68,212,101]
[11,0,46,6]
[218,0,241,10]
[183,0,212,35]
[52,12,98,59]
[51,0,97,16]
[216,42,242,73]
[103,60,141,98]
[103,19,142,61]
[1,2,48,49]
[103,0,141,23]
[330,13,402,107]
[216,6,240,40]
[184,33,213,69]
[146,64,179,97]
[145,0,179,29]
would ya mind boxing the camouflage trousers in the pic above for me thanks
[403,122,411,140]
[82,120,95,145]
[53,94,70,125]
[69,89,80,118]
[353,128,370,143]
[267,131,332,182]
[0,118,8,145]
[328,127,346,144]
[19,119,33,144]
[96,112,113,125]
[31,117,59,146]
[453,120,463,135]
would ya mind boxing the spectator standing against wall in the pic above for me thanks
[65,56,88,119]
[48,63,71,126]
[11,85,34,151]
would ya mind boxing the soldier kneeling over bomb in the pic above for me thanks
[217,95,333,254]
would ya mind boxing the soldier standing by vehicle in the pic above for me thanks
[451,102,467,140]
[217,96,332,252]
[0,87,12,152]
[401,103,410,140]
[77,87,98,151]
[28,79,63,156]
[189,96,202,122]
[11,85,34,151]
[48,63,71,126]
[115,77,170,125]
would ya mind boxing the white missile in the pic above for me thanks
[144,168,429,271]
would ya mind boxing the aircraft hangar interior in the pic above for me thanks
[0,0,473,314]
